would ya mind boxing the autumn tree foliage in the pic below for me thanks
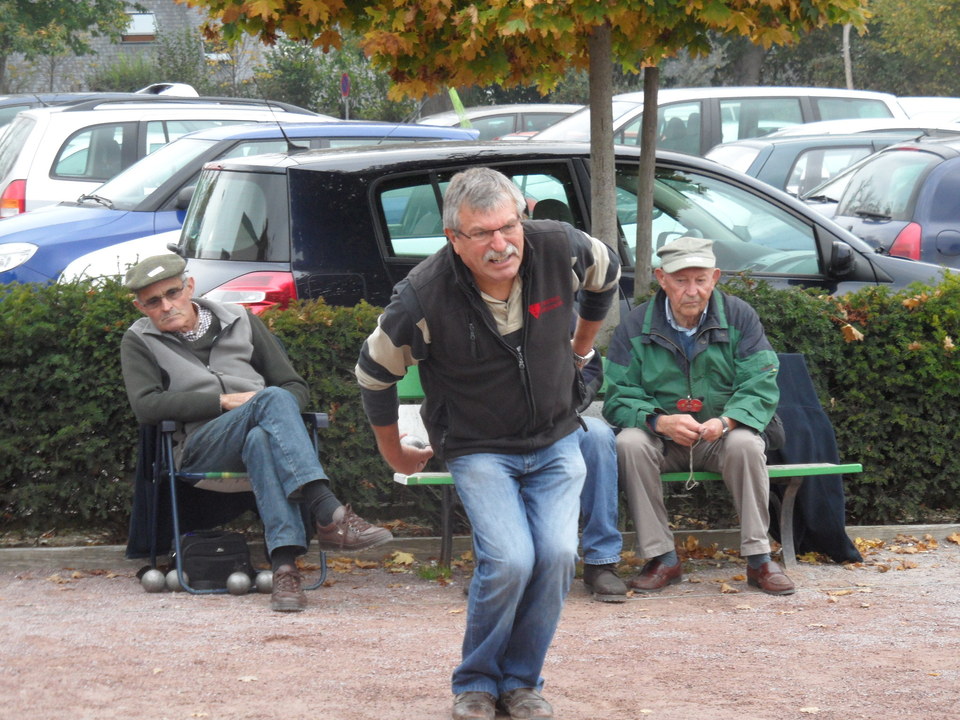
[183,0,869,304]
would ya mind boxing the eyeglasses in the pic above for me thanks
[139,283,185,310]
[454,219,522,243]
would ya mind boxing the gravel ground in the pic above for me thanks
[2,532,959,720]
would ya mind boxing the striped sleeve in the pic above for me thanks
[355,280,429,426]
[567,226,621,321]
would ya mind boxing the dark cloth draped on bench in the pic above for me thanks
[766,354,862,563]
[125,425,257,559]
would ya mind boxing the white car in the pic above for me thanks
[766,117,960,137]
[0,96,328,218]
[533,86,909,156]
[59,230,180,283]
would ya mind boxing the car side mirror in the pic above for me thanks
[176,185,195,211]
[829,240,856,277]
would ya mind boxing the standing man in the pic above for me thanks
[603,236,794,596]
[356,168,620,720]
[121,254,392,613]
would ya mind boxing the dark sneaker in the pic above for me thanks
[582,563,627,603]
[270,564,307,612]
[315,504,393,552]
[452,691,496,720]
[497,688,553,719]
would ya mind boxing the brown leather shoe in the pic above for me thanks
[270,564,307,612]
[747,560,796,595]
[315,504,393,552]
[497,688,553,719]
[451,691,496,720]
[627,558,683,592]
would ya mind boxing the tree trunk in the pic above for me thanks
[842,24,854,89]
[634,65,658,298]
[588,22,619,343]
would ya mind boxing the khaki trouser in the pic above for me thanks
[616,426,771,559]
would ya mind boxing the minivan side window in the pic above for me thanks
[52,123,135,180]
[616,101,702,155]
[719,98,803,143]
[616,162,820,276]
[378,165,580,259]
[815,98,894,121]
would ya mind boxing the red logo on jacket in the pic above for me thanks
[528,296,563,319]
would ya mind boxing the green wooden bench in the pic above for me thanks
[392,366,862,569]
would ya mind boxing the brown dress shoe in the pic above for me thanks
[452,691,496,720]
[627,558,683,592]
[747,560,796,595]
[270,564,307,612]
[497,688,553,719]
[315,504,393,551]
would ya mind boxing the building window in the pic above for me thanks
[123,13,157,43]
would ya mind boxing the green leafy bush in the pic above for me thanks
[2,274,958,541]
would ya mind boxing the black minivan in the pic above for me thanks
[172,141,953,313]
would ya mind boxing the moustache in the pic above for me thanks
[483,243,519,263]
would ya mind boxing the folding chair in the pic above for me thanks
[147,411,330,595]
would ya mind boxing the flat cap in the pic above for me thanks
[123,253,186,291]
[657,236,716,273]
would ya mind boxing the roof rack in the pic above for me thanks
[60,96,317,115]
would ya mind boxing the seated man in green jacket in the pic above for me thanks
[602,236,793,596]
[120,254,392,612]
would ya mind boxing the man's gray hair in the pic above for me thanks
[442,167,526,232]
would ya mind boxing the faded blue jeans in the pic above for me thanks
[179,386,328,554]
[446,431,585,697]
[578,416,622,566]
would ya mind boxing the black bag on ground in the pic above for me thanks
[173,530,253,589]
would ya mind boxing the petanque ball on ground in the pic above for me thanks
[400,435,427,449]
[166,569,187,592]
[141,568,166,593]
[227,572,252,595]
[255,570,273,593]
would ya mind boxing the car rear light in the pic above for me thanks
[0,180,26,218]
[202,271,297,314]
[889,222,922,261]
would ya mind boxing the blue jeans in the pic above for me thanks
[179,386,329,554]
[578,417,622,566]
[446,431,585,697]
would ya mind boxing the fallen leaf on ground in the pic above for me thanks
[719,583,738,594]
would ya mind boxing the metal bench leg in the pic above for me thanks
[778,476,804,569]
[440,485,453,569]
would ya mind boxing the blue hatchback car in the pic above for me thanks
[0,121,478,284]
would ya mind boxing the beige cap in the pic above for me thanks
[123,254,186,291]
[657,236,716,273]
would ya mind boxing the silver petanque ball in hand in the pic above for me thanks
[255,570,273,594]
[141,568,166,593]
[400,435,427,449]
[226,571,252,595]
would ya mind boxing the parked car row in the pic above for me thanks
[57,141,951,318]
[2,90,959,308]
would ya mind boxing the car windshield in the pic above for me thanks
[88,137,219,210]
[180,168,290,262]
[705,144,762,174]
[615,164,820,276]
[534,101,640,142]
[835,150,939,221]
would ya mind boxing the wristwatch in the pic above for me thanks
[573,347,595,370]
[719,416,730,437]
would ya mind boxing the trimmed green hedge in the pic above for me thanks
[1,272,958,539]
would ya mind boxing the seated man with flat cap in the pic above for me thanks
[120,254,393,612]
[603,236,794,595]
